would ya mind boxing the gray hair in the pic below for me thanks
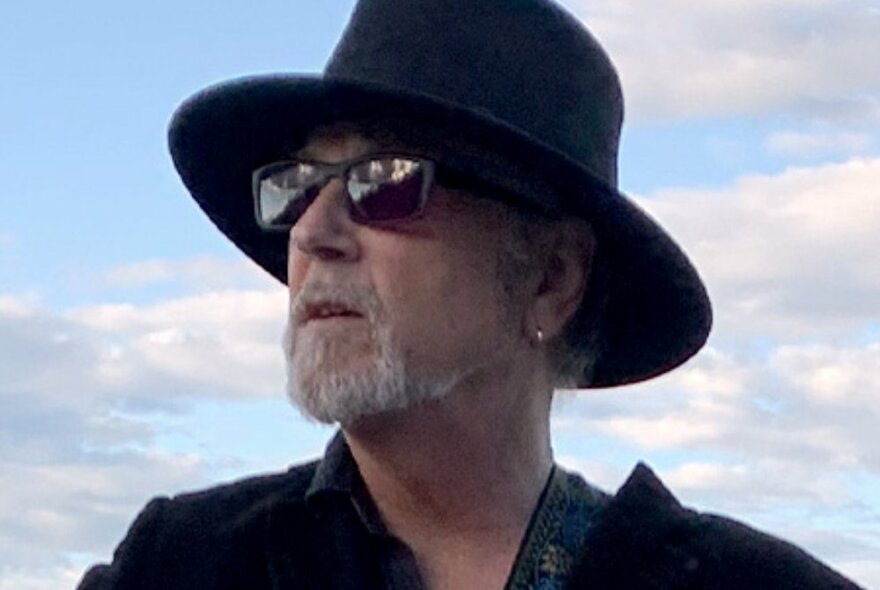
[496,206,607,389]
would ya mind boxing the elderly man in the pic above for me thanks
[79,0,862,588]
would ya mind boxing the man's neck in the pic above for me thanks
[342,366,554,589]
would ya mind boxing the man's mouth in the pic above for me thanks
[301,301,364,325]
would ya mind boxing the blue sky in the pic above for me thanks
[1,0,354,308]
[2,1,879,588]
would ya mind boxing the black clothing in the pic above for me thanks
[78,435,863,589]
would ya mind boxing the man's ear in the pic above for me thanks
[529,221,596,343]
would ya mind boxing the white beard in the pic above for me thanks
[284,282,462,426]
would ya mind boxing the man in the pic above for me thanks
[79,0,863,588]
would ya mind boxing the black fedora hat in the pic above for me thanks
[168,0,712,388]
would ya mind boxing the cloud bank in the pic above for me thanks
[642,157,880,340]
[0,286,288,587]
[568,0,880,123]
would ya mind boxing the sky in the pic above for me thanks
[1,0,879,588]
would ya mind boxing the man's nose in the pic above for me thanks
[288,180,359,262]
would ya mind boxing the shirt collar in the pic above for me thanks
[305,430,390,536]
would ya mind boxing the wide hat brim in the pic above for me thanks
[169,75,712,388]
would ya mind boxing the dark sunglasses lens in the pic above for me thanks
[257,164,324,228]
[347,159,426,222]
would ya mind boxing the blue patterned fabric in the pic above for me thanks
[505,466,609,590]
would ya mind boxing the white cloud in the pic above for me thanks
[765,130,875,158]
[101,256,275,290]
[0,284,294,588]
[661,461,749,491]
[772,343,880,406]
[0,294,36,318]
[0,453,207,566]
[67,288,288,401]
[840,561,880,590]
[657,458,855,509]
[554,455,629,492]
[564,339,880,472]
[599,413,728,448]
[0,566,82,590]
[563,0,880,122]
[0,452,210,590]
[0,288,289,449]
[639,157,880,339]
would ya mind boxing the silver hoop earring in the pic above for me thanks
[536,327,544,344]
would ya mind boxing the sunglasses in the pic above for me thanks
[252,154,436,230]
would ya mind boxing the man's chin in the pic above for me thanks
[286,369,400,425]
[288,393,411,427]
[286,369,458,427]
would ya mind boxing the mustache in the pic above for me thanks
[290,281,385,326]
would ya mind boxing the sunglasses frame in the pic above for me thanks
[252,153,436,231]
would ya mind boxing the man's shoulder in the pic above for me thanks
[569,463,863,590]
[77,460,322,590]
[165,459,320,517]
[137,459,321,534]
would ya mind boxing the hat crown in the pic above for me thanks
[325,0,624,187]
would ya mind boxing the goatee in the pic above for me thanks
[284,282,460,425]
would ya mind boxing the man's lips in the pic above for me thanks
[300,301,364,325]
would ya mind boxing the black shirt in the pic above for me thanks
[304,432,425,588]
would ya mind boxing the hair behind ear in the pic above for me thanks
[549,233,607,387]
[544,218,606,387]
[495,205,606,388]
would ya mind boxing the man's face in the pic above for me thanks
[284,130,527,425]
